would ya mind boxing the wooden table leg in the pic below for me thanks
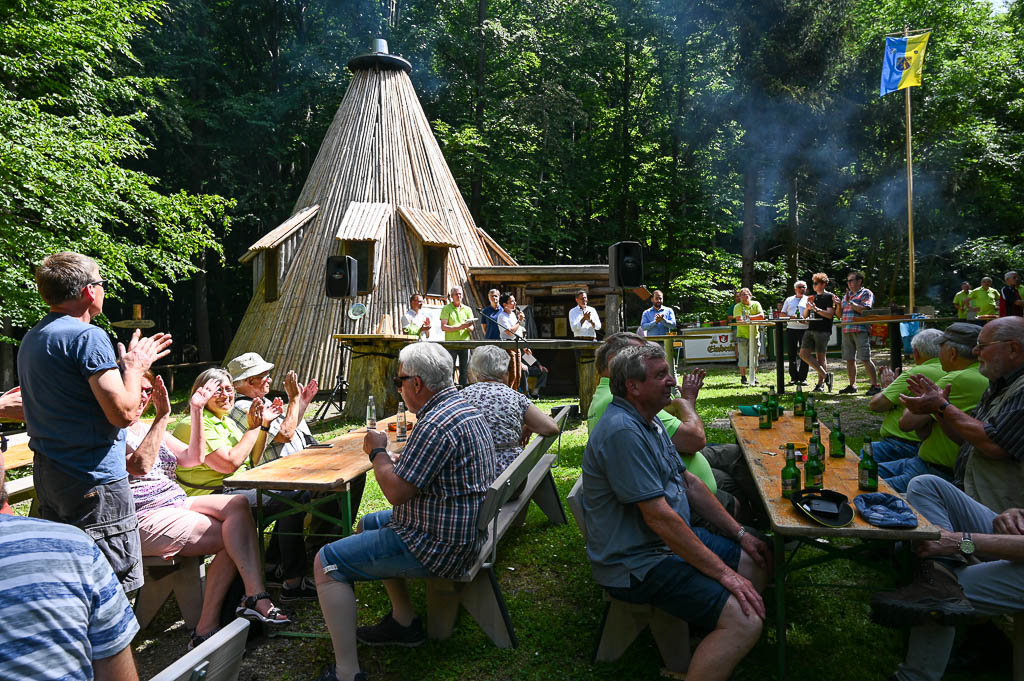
[889,321,903,373]
[774,532,788,680]
[775,321,786,393]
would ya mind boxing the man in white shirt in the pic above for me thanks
[402,293,432,340]
[780,280,810,385]
[569,289,601,339]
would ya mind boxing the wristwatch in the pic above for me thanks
[369,447,388,464]
[959,531,975,557]
[938,401,953,418]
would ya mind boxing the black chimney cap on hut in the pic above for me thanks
[347,38,411,73]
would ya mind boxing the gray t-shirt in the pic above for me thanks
[230,395,315,465]
[582,396,691,588]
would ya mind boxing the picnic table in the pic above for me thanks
[2,432,32,470]
[223,411,416,556]
[731,411,942,680]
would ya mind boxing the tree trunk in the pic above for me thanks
[469,0,487,225]
[618,40,633,241]
[786,173,799,283]
[0,317,14,390]
[741,160,759,288]
[194,251,212,361]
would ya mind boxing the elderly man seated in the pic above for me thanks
[880,323,989,492]
[582,343,769,681]
[312,342,496,681]
[589,332,765,528]
[865,329,946,465]
[227,352,367,588]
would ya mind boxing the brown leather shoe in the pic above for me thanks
[870,560,977,627]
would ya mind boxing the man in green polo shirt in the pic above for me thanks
[587,332,764,528]
[440,285,476,387]
[969,277,1000,317]
[866,329,946,465]
[953,281,971,319]
[880,323,989,491]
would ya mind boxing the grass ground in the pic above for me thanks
[27,354,1013,680]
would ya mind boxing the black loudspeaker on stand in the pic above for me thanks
[314,344,350,422]
[325,255,358,298]
[609,241,644,288]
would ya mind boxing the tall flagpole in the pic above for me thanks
[904,24,915,314]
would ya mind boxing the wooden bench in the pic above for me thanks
[134,555,206,630]
[3,474,35,508]
[149,617,249,681]
[566,476,691,673]
[422,405,570,648]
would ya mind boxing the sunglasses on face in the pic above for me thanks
[88,279,108,289]
[393,375,416,390]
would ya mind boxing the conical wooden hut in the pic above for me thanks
[226,41,516,394]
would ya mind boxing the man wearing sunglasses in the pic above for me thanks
[17,251,171,594]
[312,342,496,681]
[839,270,880,395]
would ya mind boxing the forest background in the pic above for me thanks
[2,0,1023,388]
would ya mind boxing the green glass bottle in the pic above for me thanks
[805,438,824,490]
[793,383,806,417]
[804,394,817,433]
[781,442,801,498]
[768,386,779,421]
[859,437,879,491]
[829,411,846,458]
[758,392,772,429]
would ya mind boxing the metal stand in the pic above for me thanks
[313,344,349,422]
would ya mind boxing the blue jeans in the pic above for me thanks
[877,456,951,493]
[869,437,920,464]
[318,509,434,584]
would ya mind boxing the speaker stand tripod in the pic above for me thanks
[313,344,350,422]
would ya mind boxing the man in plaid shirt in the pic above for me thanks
[839,270,880,395]
[313,342,496,681]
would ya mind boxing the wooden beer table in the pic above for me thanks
[1,433,33,471]
[224,412,417,557]
[731,411,941,680]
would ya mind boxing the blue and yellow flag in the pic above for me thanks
[880,32,931,97]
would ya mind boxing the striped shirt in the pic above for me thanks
[959,364,1024,512]
[230,395,315,465]
[0,515,139,680]
[390,386,496,579]
[841,287,874,333]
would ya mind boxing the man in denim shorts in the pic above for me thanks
[18,252,172,594]
[582,343,770,680]
[313,342,496,681]
[840,270,880,395]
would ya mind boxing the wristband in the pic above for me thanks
[735,527,747,542]
[369,447,388,463]
[260,425,271,432]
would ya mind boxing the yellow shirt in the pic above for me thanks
[171,411,249,495]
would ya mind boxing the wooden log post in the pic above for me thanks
[341,338,406,420]
[577,346,599,415]
[605,293,621,335]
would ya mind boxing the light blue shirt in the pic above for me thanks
[640,305,676,336]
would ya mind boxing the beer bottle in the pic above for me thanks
[805,438,824,490]
[812,432,825,471]
[396,401,408,442]
[793,383,806,417]
[758,392,772,429]
[781,442,801,498]
[768,387,779,421]
[859,437,879,491]
[829,411,846,458]
[804,394,817,433]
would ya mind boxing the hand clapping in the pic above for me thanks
[898,374,951,414]
[151,375,171,418]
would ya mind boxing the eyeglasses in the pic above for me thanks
[88,279,108,289]
[140,387,154,398]
[213,385,234,396]
[393,375,416,390]
[975,339,1011,350]
[846,278,859,283]
[795,285,806,289]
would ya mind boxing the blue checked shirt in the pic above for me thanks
[390,386,497,578]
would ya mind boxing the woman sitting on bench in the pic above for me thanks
[126,371,290,650]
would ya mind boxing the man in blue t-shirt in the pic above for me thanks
[480,288,502,340]
[17,251,171,592]
[582,343,770,680]
[0,457,140,680]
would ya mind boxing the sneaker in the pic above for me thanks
[281,576,318,601]
[264,563,284,588]
[356,612,426,647]
[870,560,977,627]
[813,383,824,392]
[750,379,759,386]
[839,385,858,394]
[313,664,368,681]
[825,373,834,393]
[866,385,882,396]
[740,376,748,385]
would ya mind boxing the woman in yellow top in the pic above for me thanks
[729,288,765,385]
[173,368,318,600]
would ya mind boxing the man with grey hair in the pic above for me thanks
[312,342,496,681]
[588,332,764,527]
[968,276,999,317]
[440,285,475,387]
[1002,271,1022,317]
[881,323,990,492]
[583,343,770,681]
[781,280,810,385]
[865,328,947,465]
[18,251,171,593]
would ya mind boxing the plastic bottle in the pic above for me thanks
[366,396,377,430]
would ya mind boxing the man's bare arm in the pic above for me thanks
[93,646,139,681]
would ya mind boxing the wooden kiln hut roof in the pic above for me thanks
[225,44,516,392]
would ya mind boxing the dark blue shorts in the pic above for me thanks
[318,509,434,585]
[605,527,741,631]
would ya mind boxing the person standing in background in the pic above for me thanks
[402,293,432,340]
[731,288,764,385]
[953,281,972,320]
[800,273,837,392]
[780,281,810,386]
[481,288,502,339]
[569,289,601,339]
[640,290,676,337]
[1001,271,1023,317]
[440,286,475,388]
[968,277,999,317]
[839,270,879,395]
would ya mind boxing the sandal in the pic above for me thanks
[188,627,219,651]
[236,592,291,625]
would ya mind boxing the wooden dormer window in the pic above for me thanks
[240,204,320,302]
[333,202,391,296]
